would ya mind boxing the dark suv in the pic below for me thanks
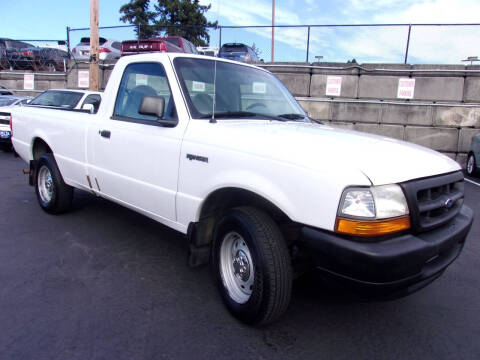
[218,43,260,62]
[17,47,69,72]
[0,38,35,70]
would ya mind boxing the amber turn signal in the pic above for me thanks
[335,216,411,237]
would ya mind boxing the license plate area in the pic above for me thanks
[0,130,11,138]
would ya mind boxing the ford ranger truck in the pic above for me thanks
[10,53,474,325]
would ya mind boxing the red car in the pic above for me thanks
[121,36,199,55]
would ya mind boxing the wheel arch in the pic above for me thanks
[187,186,297,267]
[198,187,292,223]
[31,137,53,160]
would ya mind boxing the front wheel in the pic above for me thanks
[212,207,292,325]
[35,154,73,214]
[466,153,477,176]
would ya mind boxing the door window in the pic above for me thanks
[113,62,176,123]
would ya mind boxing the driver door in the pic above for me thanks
[87,61,184,223]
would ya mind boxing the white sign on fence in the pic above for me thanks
[326,76,342,96]
[397,78,415,99]
[24,74,34,90]
[78,70,90,88]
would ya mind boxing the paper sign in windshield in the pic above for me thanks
[78,70,89,88]
[136,74,148,86]
[192,81,205,92]
[24,74,34,90]
[252,82,266,94]
[326,76,342,96]
[397,78,415,99]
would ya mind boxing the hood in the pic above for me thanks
[200,120,460,185]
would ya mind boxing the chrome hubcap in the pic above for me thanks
[233,250,250,281]
[38,166,53,203]
[219,232,254,304]
[467,155,474,174]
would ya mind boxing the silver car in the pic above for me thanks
[0,96,31,150]
[467,132,480,176]
[72,37,121,61]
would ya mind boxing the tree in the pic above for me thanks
[119,0,217,46]
[120,0,157,39]
[154,0,217,46]
[251,43,262,57]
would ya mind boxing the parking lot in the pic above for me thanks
[1,149,479,360]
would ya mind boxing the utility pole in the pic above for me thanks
[89,0,99,91]
[271,0,275,62]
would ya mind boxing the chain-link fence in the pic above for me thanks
[66,22,480,64]
[2,22,479,74]
[0,39,69,72]
[218,23,480,64]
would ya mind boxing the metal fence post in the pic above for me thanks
[306,26,310,63]
[404,24,412,64]
[219,26,222,49]
[66,26,71,54]
[138,24,141,45]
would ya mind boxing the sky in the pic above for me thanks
[2,0,480,64]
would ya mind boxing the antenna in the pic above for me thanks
[210,59,217,123]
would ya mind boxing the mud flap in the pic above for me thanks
[29,160,37,186]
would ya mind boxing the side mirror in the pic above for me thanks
[81,103,95,114]
[139,96,177,127]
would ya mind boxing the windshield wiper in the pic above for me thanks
[277,113,324,124]
[199,111,257,119]
[199,111,310,122]
[276,113,307,120]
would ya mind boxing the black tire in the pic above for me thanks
[466,153,477,176]
[35,153,73,214]
[212,206,292,325]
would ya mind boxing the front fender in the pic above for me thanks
[176,157,371,232]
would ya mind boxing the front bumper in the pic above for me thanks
[301,205,473,296]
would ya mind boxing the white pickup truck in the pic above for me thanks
[11,53,473,325]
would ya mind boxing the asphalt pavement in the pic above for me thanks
[1,150,479,360]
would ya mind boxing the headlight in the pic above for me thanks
[336,184,410,237]
[340,189,375,218]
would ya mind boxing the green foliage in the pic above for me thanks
[251,43,261,57]
[119,0,217,46]
[120,0,157,39]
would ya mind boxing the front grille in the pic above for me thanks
[400,171,464,233]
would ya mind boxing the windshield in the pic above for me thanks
[221,44,247,52]
[29,90,84,109]
[0,98,17,107]
[173,57,307,120]
[163,38,180,47]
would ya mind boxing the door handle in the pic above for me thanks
[99,130,111,139]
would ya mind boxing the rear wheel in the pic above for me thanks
[35,154,73,214]
[466,153,477,176]
[212,207,292,325]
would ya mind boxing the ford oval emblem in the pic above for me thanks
[444,198,454,209]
